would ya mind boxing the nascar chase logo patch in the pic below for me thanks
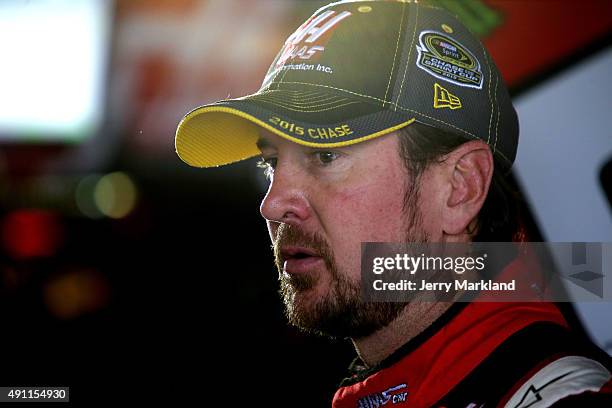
[416,31,483,89]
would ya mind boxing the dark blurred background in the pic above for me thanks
[0,0,611,405]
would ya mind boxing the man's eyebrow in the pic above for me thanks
[256,137,275,152]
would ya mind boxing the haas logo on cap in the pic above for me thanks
[276,10,352,67]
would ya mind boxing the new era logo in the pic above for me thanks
[433,83,462,110]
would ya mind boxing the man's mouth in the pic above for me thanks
[280,246,324,274]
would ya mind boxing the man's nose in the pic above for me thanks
[260,165,311,226]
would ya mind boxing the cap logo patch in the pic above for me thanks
[276,10,352,67]
[416,31,483,89]
[433,83,462,110]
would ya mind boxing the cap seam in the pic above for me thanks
[275,56,293,90]
[480,39,494,144]
[252,94,351,107]
[252,99,361,113]
[232,89,327,104]
[250,89,324,98]
[383,1,407,108]
[252,100,354,110]
[493,69,501,153]
[394,2,419,110]
[253,92,347,101]
[276,81,389,105]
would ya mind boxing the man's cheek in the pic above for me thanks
[331,182,395,211]
[331,243,362,280]
[336,185,404,223]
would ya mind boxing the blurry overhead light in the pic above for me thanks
[75,174,104,219]
[93,172,138,219]
[0,0,112,141]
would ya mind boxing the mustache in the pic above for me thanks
[273,224,334,272]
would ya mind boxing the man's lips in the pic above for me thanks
[280,246,324,274]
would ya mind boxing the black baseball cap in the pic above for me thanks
[175,0,518,170]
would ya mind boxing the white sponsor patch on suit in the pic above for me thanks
[504,355,611,408]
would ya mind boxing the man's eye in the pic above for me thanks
[257,157,277,170]
[315,151,339,165]
[256,157,276,179]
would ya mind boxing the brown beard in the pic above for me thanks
[274,211,428,339]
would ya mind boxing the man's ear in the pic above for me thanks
[441,140,493,236]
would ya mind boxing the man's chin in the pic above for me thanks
[281,281,334,333]
[293,280,328,300]
[285,306,336,338]
[278,260,408,338]
[283,286,409,339]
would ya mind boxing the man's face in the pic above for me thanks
[258,130,441,338]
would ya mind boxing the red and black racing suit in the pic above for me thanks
[333,257,612,407]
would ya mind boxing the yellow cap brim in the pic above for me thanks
[175,91,415,168]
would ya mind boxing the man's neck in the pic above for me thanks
[351,301,454,368]
[352,233,473,367]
